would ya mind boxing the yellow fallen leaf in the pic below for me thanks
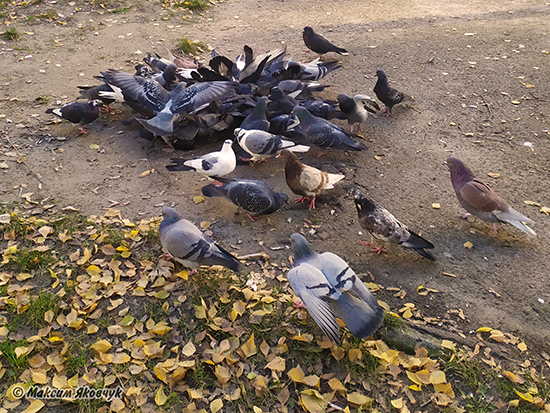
[391,398,403,409]
[193,196,204,204]
[210,398,223,413]
[89,144,99,150]
[524,200,541,206]
[441,340,456,350]
[182,340,196,357]
[327,377,346,392]
[347,391,372,406]
[540,206,550,215]
[463,241,473,250]
[21,399,45,413]
[90,339,112,353]
[155,385,168,406]
[110,399,125,412]
[300,389,330,413]
[432,203,441,209]
[288,365,306,383]
[176,270,188,280]
[516,390,534,403]
[476,327,493,333]
[265,356,286,372]
[487,172,501,178]
[518,342,527,352]
[429,370,446,385]
[505,371,525,384]
[240,332,257,358]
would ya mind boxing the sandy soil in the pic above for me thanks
[1,0,549,354]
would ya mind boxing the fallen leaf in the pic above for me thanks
[463,241,473,250]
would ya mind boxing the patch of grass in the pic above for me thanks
[35,95,50,104]
[50,212,90,235]
[109,6,131,13]
[24,291,60,328]
[176,37,205,55]
[187,362,216,389]
[144,301,166,322]
[0,340,30,378]
[12,249,55,272]
[2,28,19,41]
[173,0,209,11]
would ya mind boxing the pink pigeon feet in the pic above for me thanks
[161,253,174,260]
[492,223,499,237]
[293,300,306,309]
[246,213,256,222]
[79,127,90,134]
[459,212,472,219]
[295,196,316,209]
[381,108,391,117]
[358,240,387,255]
[307,197,316,210]
[313,152,325,158]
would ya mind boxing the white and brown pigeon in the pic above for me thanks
[287,233,384,344]
[281,150,344,210]
[445,157,536,236]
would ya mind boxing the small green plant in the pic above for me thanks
[0,340,30,376]
[109,6,131,13]
[12,249,54,272]
[2,28,19,41]
[35,95,50,104]
[174,0,209,11]
[177,37,205,55]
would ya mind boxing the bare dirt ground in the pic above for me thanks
[1,0,549,360]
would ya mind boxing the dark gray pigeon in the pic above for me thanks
[239,96,270,131]
[446,157,536,236]
[267,87,297,118]
[45,100,102,133]
[201,178,288,220]
[337,94,380,133]
[292,106,367,151]
[353,189,435,260]
[373,70,409,117]
[302,26,349,56]
[234,128,309,162]
[103,69,236,136]
[159,207,243,272]
[77,84,115,108]
[288,233,385,344]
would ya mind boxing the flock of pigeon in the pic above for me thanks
[46,27,537,343]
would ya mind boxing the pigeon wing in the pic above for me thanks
[106,71,169,113]
[172,81,235,114]
[459,179,509,213]
[287,263,341,344]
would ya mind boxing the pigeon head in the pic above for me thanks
[336,94,354,113]
[269,87,284,100]
[159,207,180,234]
[303,26,314,35]
[222,139,233,148]
[445,157,476,190]
[290,233,315,263]
[375,70,387,81]
[291,106,309,119]
[352,189,377,213]
[275,192,289,207]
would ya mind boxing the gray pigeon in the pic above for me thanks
[103,69,236,136]
[45,100,102,133]
[234,128,309,162]
[353,189,435,260]
[201,178,288,220]
[446,157,536,236]
[288,233,385,344]
[292,106,367,151]
[302,27,349,56]
[159,207,243,271]
[337,94,380,133]
[239,96,270,131]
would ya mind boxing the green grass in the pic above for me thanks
[109,6,131,13]
[177,37,206,55]
[0,340,30,378]
[1,28,19,41]
[11,249,55,272]
[35,95,50,104]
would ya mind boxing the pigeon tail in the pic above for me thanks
[402,229,435,251]
[165,158,194,172]
[201,184,230,199]
[286,145,310,153]
[136,112,175,136]
[496,207,536,236]
[333,47,349,56]
[410,248,436,261]
[333,292,385,339]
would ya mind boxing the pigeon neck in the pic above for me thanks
[293,242,315,265]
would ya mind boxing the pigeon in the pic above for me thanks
[77,84,116,108]
[302,26,349,56]
[337,94,380,133]
[239,96,270,131]
[292,106,368,151]
[353,189,436,260]
[165,139,236,178]
[201,178,288,220]
[159,207,243,272]
[296,58,342,81]
[45,100,102,133]
[281,150,345,210]
[445,157,536,236]
[103,69,236,136]
[288,233,385,344]
[266,87,297,118]
[373,70,408,117]
[234,128,309,162]
[268,114,300,135]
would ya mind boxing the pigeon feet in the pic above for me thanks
[358,240,387,254]
[161,253,174,260]
[79,127,90,134]
[308,197,316,210]
[295,196,308,204]
[459,212,472,219]
[293,300,306,309]
[492,223,499,237]
[313,152,325,158]
[381,108,391,117]
[246,213,256,222]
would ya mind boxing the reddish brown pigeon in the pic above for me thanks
[445,157,536,236]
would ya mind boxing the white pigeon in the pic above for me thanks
[234,128,309,162]
[287,233,385,344]
[165,140,236,178]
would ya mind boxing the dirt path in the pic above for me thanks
[1,0,549,354]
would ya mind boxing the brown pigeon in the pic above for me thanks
[281,150,344,210]
[445,157,536,236]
